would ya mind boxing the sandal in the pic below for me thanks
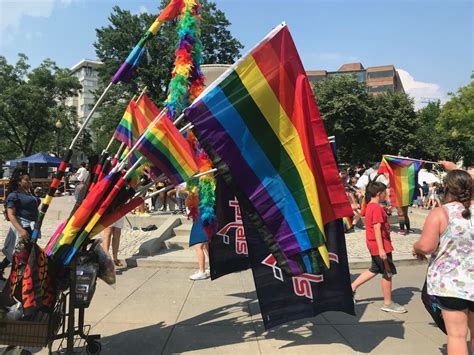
[114,259,125,267]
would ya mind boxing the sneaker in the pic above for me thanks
[381,302,407,313]
[189,271,209,281]
[205,268,210,277]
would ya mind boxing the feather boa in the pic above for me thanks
[163,0,216,236]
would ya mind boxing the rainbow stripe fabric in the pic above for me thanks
[185,24,334,276]
[342,217,353,232]
[112,0,184,84]
[136,113,199,186]
[113,99,137,147]
[378,155,424,207]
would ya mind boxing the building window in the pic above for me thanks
[369,85,394,93]
[368,70,394,79]
[82,79,97,87]
[328,71,366,83]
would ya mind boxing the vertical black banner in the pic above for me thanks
[209,177,250,280]
[244,215,355,329]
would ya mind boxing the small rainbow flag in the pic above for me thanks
[342,217,353,232]
[135,112,199,186]
[184,24,348,275]
[112,0,184,84]
[113,99,138,148]
[378,155,424,208]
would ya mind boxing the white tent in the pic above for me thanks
[418,169,440,184]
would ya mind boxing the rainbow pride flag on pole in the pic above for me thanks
[113,99,138,147]
[135,112,199,186]
[378,155,424,207]
[184,23,350,276]
[112,0,184,84]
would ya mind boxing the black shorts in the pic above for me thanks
[436,296,474,312]
[369,253,397,275]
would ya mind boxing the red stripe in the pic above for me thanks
[251,26,352,222]
[58,161,68,171]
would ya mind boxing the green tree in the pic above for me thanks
[312,75,373,163]
[0,54,82,159]
[436,76,474,165]
[412,101,449,161]
[370,91,419,159]
[91,1,243,151]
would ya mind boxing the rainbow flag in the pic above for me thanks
[48,172,120,259]
[184,24,342,276]
[112,0,184,83]
[113,99,137,147]
[378,155,424,207]
[342,217,353,232]
[135,112,199,186]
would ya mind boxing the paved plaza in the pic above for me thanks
[1,196,457,354]
[1,264,450,354]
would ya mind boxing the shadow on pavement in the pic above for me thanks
[97,287,416,354]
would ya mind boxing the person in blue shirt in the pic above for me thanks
[0,168,40,280]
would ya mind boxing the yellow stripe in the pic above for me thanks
[235,56,326,239]
[148,20,161,36]
[148,124,197,177]
[400,168,409,206]
[78,213,103,234]
[43,195,53,206]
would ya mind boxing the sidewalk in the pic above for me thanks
[1,264,448,354]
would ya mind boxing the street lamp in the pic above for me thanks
[55,119,63,157]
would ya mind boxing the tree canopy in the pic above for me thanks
[91,0,243,151]
[0,54,82,159]
[436,76,474,165]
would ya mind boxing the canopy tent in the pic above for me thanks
[6,152,62,167]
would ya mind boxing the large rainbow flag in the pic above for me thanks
[135,112,199,186]
[184,23,351,276]
[378,155,424,207]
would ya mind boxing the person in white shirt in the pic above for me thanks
[73,162,89,201]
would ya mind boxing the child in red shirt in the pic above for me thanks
[351,181,407,313]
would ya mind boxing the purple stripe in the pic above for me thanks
[112,62,133,84]
[136,138,183,185]
[113,130,131,147]
[186,101,302,257]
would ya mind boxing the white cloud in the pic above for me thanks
[0,0,76,42]
[138,5,148,14]
[397,69,446,110]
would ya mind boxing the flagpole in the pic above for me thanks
[144,168,218,200]
[179,122,193,132]
[383,154,439,165]
[136,86,148,102]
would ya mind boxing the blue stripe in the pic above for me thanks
[202,87,312,251]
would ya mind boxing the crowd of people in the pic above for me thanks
[0,161,472,354]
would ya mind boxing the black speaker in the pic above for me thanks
[29,163,48,179]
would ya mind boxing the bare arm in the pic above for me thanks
[413,207,444,255]
[374,223,387,260]
[7,208,29,240]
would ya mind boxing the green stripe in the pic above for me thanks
[145,131,190,180]
[219,71,324,248]
[119,117,133,131]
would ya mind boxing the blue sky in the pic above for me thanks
[1,0,472,108]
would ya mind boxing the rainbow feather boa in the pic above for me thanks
[164,0,216,237]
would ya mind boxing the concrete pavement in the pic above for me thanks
[2,264,454,354]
